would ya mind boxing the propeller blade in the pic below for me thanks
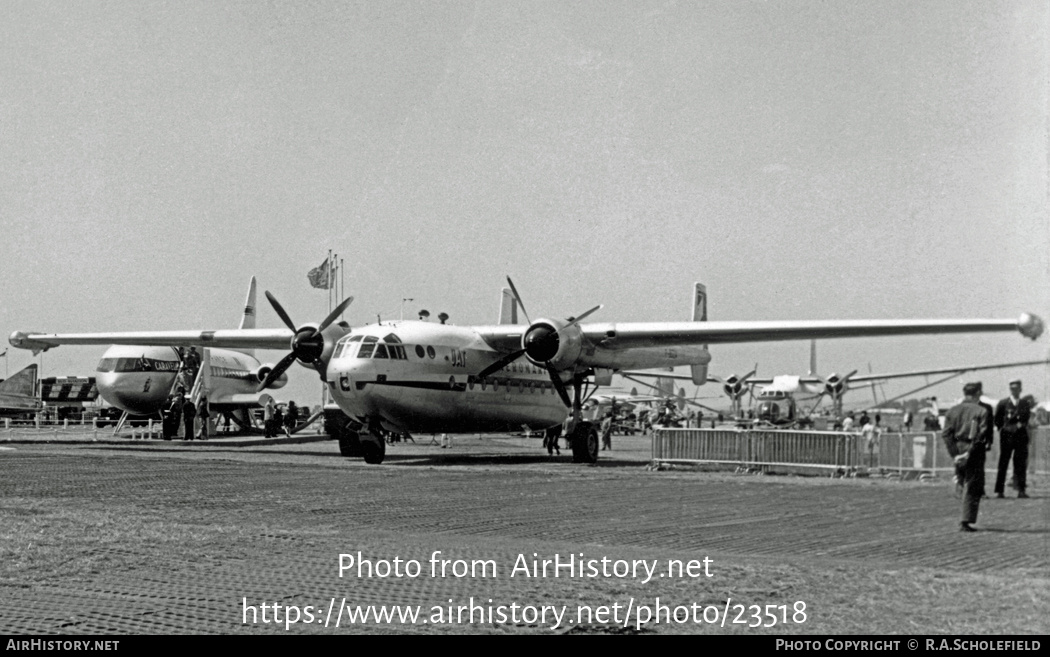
[561,304,603,330]
[475,348,527,380]
[318,296,355,333]
[741,369,757,382]
[505,277,531,324]
[545,362,572,408]
[265,291,297,332]
[256,351,298,392]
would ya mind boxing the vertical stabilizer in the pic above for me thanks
[0,364,37,398]
[690,283,709,385]
[808,340,817,376]
[691,283,707,322]
[498,287,520,325]
[240,276,257,330]
[239,276,257,357]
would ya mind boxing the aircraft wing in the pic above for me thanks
[846,359,1050,384]
[9,329,294,354]
[477,314,1041,354]
[577,315,1043,348]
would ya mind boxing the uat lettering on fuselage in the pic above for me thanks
[327,320,567,434]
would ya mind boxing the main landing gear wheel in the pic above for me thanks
[571,421,599,464]
[338,431,363,457]
[362,436,386,464]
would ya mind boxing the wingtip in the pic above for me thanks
[1018,313,1045,340]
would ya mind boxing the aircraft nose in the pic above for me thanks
[96,373,169,414]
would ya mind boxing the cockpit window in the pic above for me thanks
[98,357,178,373]
[383,333,401,343]
[357,342,375,358]
[373,344,389,359]
[348,335,363,342]
[363,335,378,343]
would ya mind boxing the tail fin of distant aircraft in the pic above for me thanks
[691,283,707,323]
[808,340,817,376]
[690,283,709,386]
[0,364,38,399]
[498,287,520,325]
[240,276,257,330]
[239,277,257,356]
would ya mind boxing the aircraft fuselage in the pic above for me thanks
[326,321,568,434]
[94,345,279,414]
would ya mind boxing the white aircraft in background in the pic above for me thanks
[73,277,303,431]
[626,340,1049,418]
[10,277,1044,463]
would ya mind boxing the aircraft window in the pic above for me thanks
[358,343,375,359]
[96,358,117,372]
[468,376,475,390]
[383,333,402,344]
[392,345,407,360]
[363,335,378,343]
[493,379,499,392]
[373,344,389,359]
[116,358,143,372]
[415,345,425,358]
[518,381,524,393]
[481,378,487,391]
[426,346,436,359]
[348,335,363,342]
[341,343,358,359]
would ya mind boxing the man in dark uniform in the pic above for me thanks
[993,379,1032,499]
[941,382,991,532]
[182,394,197,441]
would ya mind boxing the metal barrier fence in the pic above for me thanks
[652,427,1050,477]
[652,428,857,475]
[651,429,748,467]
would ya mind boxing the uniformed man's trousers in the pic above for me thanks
[994,432,1028,494]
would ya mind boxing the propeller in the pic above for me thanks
[257,291,354,391]
[474,277,601,407]
[820,369,859,400]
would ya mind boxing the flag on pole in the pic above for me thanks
[307,257,332,289]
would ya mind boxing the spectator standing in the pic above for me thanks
[196,395,210,440]
[182,394,197,441]
[263,398,275,438]
[283,401,298,438]
[993,379,1032,499]
[941,383,991,531]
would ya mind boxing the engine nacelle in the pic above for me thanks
[521,318,583,371]
[255,364,288,389]
[289,321,348,368]
[823,371,856,399]
[723,374,747,399]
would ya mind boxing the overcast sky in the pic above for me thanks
[1,0,1047,408]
